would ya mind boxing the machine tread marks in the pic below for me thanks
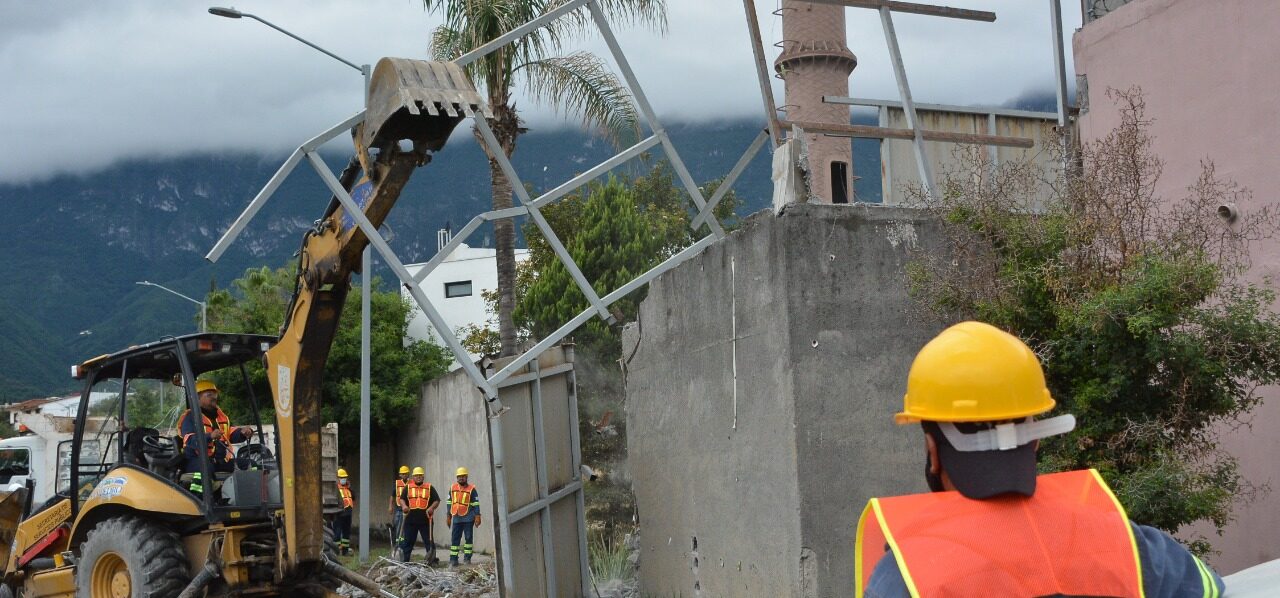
[75,514,190,598]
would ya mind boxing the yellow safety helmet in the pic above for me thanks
[398,465,410,475]
[195,379,219,394]
[412,467,425,476]
[455,467,469,477]
[897,321,1054,424]
[337,468,348,478]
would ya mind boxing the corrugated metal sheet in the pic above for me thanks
[878,107,1059,208]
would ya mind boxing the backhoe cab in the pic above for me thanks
[0,333,315,597]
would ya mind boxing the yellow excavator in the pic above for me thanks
[0,57,483,597]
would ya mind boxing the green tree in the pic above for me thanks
[907,89,1280,555]
[204,264,450,446]
[422,0,665,357]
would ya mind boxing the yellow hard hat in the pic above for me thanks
[897,321,1054,424]
[455,467,469,476]
[195,379,219,394]
[412,467,425,476]
[337,468,348,478]
[398,465,410,474]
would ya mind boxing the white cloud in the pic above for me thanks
[0,0,1079,184]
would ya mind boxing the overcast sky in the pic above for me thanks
[0,0,1080,184]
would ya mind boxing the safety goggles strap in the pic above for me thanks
[939,414,1076,452]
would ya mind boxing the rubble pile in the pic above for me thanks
[339,558,497,598]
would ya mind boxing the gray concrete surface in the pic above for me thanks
[624,203,947,597]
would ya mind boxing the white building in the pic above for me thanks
[403,233,529,366]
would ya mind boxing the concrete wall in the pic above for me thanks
[625,204,944,597]
[1074,0,1280,573]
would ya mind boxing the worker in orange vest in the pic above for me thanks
[398,467,440,563]
[856,322,1225,597]
[388,465,410,546]
[178,379,254,476]
[334,468,354,556]
[446,466,481,566]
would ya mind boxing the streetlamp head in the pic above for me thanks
[208,7,244,19]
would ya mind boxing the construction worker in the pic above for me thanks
[398,466,440,563]
[856,322,1226,598]
[334,468,354,556]
[446,466,481,566]
[388,465,410,546]
[178,379,253,475]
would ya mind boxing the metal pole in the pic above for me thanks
[741,0,783,146]
[358,248,372,563]
[201,302,208,333]
[1049,0,1071,169]
[239,12,365,73]
[878,6,938,198]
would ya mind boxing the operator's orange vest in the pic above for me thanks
[450,483,476,517]
[394,478,407,508]
[177,408,233,462]
[854,469,1143,598]
[405,481,431,511]
[338,483,353,509]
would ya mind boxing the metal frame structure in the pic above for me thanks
[206,0,769,592]
[740,0,1038,200]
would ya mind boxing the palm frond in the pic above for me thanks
[542,0,667,41]
[516,52,642,148]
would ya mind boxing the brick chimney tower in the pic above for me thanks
[775,1,857,203]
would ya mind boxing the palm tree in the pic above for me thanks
[423,0,666,356]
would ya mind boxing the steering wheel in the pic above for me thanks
[141,434,175,453]
[237,443,273,470]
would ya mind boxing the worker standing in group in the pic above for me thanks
[388,465,410,547]
[856,321,1225,598]
[334,468,354,556]
[447,467,481,566]
[398,466,440,563]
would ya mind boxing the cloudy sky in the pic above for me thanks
[0,0,1080,184]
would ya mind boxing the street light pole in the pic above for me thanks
[136,281,207,332]
[209,6,375,564]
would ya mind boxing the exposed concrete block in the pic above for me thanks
[625,204,947,597]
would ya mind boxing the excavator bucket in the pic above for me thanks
[361,58,490,155]
[0,486,29,569]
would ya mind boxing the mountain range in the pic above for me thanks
[0,117,887,399]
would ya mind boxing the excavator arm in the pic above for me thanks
[263,58,485,581]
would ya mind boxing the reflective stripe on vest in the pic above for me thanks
[450,483,477,517]
[854,469,1143,598]
[338,484,353,509]
[406,481,431,511]
[178,408,233,461]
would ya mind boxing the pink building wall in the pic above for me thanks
[1074,0,1280,573]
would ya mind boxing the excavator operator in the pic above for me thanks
[178,379,255,474]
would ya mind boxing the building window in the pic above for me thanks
[831,161,850,204]
[444,281,473,298]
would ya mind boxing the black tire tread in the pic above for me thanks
[76,514,191,598]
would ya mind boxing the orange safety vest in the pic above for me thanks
[450,483,477,517]
[854,469,1143,598]
[394,479,406,504]
[405,481,432,511]
[338,483,353,509]
[178,408,234,462]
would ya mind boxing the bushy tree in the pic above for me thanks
[907,88,1280,555]
[204,264,449,447]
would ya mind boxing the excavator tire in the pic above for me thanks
[75,515,190,598]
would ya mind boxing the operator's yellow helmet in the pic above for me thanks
[455,467,469,476]
[195,379,219,394]
[398,465,410,474]
[412,467,425,476]
[897,321,1054,424]
[337,468,348,478]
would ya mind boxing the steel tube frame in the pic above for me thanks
[879,6,938,198]
[455,0,591,67]
[410,207,530,285]
[305,151,503,405]
[529,360,557,596]
[692,129,770,230]
[780,119,1034,148]
[741,0,783,145]
[358,247,371,563]
[531,134,662,209]
[472,117,614,324]
[507,480,584,524]
[824,96,1059,121]
[805,0,996,22]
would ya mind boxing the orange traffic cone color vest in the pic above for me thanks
[855,469,1143,597]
